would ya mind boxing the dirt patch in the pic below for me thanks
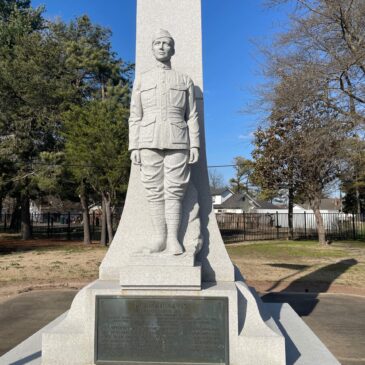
[0,239,107,299]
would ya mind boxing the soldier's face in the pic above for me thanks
[152,37,174,62]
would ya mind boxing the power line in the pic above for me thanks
[30,161,236,169]
[208,164,235,168]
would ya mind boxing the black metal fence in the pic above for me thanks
[0,212,121,241]
[0,211,364,243]
[216,212,365,243]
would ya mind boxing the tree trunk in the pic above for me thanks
[10,196,21,231]
[103,192,114,243]
[80,193,91,244]
[100,197,107,245]
[312,198,326,245]
[288,187,294,240]
[21,194,31,240]
[355,179,361,215]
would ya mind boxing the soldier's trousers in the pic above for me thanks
[140,149,190,203]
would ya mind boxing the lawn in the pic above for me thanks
[0,236,364,298]
[0,236,107,298]
[227,240,365,294]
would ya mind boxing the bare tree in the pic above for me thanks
[252,69,349,244]
[250,0,362,243]
[264,0,365,125]
[208,169,225,191]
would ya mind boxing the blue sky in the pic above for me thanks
[32,0,292,184]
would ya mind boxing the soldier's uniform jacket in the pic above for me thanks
[128,62,200,151]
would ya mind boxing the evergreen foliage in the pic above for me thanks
[0,2,132,241]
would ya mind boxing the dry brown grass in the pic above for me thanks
[0,239,107,297]
[0,237,364,298]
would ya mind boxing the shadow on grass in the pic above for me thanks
[262,258,358,316]
[282,258,358,293]
[0,237,88,255]
[265,263,311,292]
[268,263,311,270]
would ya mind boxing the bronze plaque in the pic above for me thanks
[95,296,229,365]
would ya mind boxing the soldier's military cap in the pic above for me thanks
[152,29,174,45]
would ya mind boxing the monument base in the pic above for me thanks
[0,281,341,365]
[37,279,287,365]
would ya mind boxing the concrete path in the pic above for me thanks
[0,290,364,365]
[0,290,77,357]
[262,292,365,365]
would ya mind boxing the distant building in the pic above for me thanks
[211,190,346,230]
[30,197,82,216]
[211,188,284,214]
[294,199,342,214]
[210,188,233,206]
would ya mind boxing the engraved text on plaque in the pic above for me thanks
[95,296,229,365]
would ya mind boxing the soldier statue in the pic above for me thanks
[129,29,200,255]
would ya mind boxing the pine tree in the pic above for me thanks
[0,3,75,239]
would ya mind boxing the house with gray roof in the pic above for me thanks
[211,189,284,214]
[294,199,342,213]
[210,188,234,207]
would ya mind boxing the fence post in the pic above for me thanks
[92,211,95,240]
[304,212,307,239]
[352,214,356,240]
[51,216,54,238]
[243,212,246,241]
[47,212,50,238]
[67,212,71,240]
[4,214,7,232]
[276,211,279,239]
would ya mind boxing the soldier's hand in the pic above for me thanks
[131,150,141,165]
[189,147,199,164]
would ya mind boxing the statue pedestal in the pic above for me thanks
[39,279,286,365]
[120,253,201,290]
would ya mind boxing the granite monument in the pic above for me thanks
[0,1,342,364]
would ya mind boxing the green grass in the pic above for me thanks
[337,240,365,249]
[226,240,355,260]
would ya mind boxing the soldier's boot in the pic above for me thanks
[164,200,184,255]
[149,201,166,253]
[136,201,166,254]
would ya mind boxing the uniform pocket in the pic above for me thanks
[170,120,188,144]
[169,84,187,108]
[140,115,156,142]
[141,84,157,108]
